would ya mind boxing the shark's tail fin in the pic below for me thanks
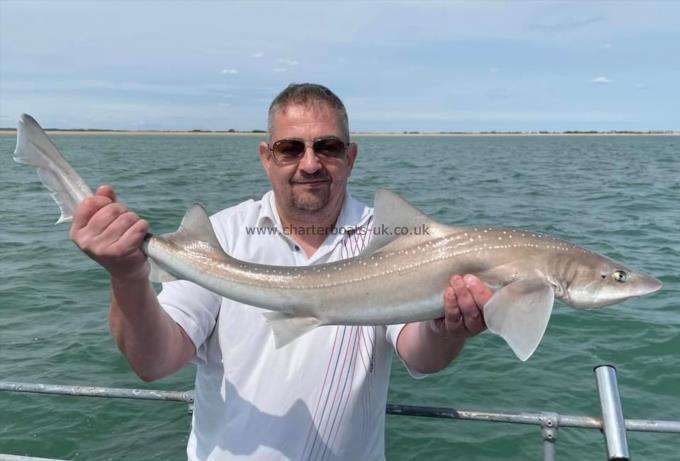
[13,114,93,223]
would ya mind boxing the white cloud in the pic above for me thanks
[489,67,500,74]
[603,43,613,49]
[272,67,287,73]
[592,76,613,84]
[252,52,264,58]
[220,69,239,75]
[276,58,298,66]
[634,83,647,89]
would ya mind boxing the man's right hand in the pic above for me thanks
[70,185,150,283]
[71,186,194,381]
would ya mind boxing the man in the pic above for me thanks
[71,83,491,460]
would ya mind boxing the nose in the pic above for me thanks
[298,145,322,173]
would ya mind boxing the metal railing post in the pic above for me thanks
[540,412,558,461]
[594,365,630,461]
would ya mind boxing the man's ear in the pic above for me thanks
[259,141,272,176]
[346,142,358,175]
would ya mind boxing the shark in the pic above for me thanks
[12,114,662,361]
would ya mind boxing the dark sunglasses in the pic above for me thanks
[268,137,349,165]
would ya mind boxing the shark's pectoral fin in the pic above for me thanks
[483,279,555,362]
[263,312,322,348]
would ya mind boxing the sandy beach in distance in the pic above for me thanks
[0,129,265,137]
[0,130,677,137]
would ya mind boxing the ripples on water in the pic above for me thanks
[1,134,678,460]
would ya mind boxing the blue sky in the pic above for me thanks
[1,1,678,132]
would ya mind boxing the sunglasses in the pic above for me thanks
[268,137,349,165]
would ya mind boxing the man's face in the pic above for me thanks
[259,103,357,221]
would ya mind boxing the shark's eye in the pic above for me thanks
[613,270,628,282]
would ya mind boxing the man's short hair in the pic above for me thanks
[268,83,349,142]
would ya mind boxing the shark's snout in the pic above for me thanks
[641,275,663,295]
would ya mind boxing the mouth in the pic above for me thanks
[292,179,330,187]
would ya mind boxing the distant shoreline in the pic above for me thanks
[0,129,677,137]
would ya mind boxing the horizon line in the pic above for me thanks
[0,128,678,136]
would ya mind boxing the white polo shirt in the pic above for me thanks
[159,190,408,461]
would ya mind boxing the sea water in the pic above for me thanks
[0,133,678,460]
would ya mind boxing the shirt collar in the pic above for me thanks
[255,190,282,230]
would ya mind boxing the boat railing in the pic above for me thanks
[1,365,679,461]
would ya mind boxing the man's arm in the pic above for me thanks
[397,275,492,374]
[71,186,195,382]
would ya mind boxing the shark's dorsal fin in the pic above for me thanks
[362,189,460,255]
[164,204,222,249]
[148,204,225,283]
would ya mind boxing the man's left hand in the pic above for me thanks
[396,274,494,374]
[430,274,492,338]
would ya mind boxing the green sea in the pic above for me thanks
[1,133,678,460]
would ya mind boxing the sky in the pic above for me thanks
[1,0,679,132]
